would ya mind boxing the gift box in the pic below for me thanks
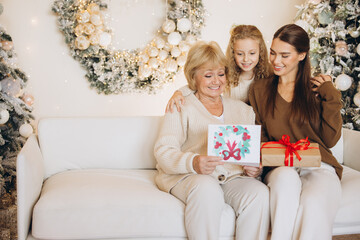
[208,124,261,166]
[261,135,321,167]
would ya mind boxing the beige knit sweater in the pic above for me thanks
[154,93,255,193]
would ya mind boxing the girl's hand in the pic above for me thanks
[243,164,263,178]
[311,74,332,94]
[193,155,224,175]
[165,90,185,113]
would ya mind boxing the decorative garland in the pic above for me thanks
[213,125,251,161]
[52,0,205,94]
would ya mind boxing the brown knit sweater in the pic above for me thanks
[249,78,343,179]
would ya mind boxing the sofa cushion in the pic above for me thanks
[38,117,162,178]
[333,166,360,235]
[32,169,235,239]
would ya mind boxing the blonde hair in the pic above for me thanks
[184,41,228,91]
[225,25,273,87]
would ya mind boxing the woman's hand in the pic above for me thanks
[311,74,332,94]
[243,164,263,178]
[165,90,185,113]
[193,155,224,175]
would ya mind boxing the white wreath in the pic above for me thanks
[52,0,205,94]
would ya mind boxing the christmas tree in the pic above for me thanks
[294,0,360,130]
[0,3,34,209]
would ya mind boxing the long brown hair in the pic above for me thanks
[226,25,272,88]
[265,24,318,124]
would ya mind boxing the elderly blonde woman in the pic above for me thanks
[154,41,269,240]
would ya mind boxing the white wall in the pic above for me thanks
[0,0,305,122]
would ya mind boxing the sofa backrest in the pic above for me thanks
[38,117,162,179]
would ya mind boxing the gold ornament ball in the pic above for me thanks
[349,29,360,38]
[87,3,100,14]
[168,32,182,46]
[1,41,14,51]
[76,10,90,24]
[74,24,85,36]
[84,23,96,35]
[171,47,181,57]
[148,58,159,68]
[177,55,187,67]
[354,93,360,107]
[138,53,149,64]
[148,46,159,57]
[158,50,168,61]
[165,59,178,72]
[139,65,152,78]
[89,33,100,45]
[90,13,103,26]
[335,41,348,56]
[22,94,35,106]
[75,35,90,50]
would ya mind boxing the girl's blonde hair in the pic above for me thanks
[225,25,272,87]
[184,41,228,91]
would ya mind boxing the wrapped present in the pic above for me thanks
[261,135,321,167]
[208,124,261,166]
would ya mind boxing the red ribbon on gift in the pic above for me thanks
[223,140,241,160]
[261,135,318,167]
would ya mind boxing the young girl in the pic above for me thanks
[165,25,272,112]
[249,24,342,240]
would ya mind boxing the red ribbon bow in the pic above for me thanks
[261,135,313,166]
[222,140,241,160]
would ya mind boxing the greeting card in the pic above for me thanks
[208,124,261,166]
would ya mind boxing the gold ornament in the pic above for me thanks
[87,3,100,14]
[84,22,96,35]
[75,35,90,50]
[76,10,90,23]
[335,41,348,56]
[74,24,85,36]
[89,33,100,45]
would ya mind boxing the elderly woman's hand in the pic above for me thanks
[193,155,224,175]
[243,164,263,178]
[165,90,185,113]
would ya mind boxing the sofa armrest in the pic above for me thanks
[343,128,360,172]
[16,134,45,240]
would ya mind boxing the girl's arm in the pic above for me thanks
[311,74,342,148]
[165,85,194,113]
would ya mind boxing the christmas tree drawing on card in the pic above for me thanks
[208,125,261,166]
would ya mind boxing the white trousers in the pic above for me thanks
[171,174,270,240]
[264,165,341,240]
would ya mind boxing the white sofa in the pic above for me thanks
[17,117,360,240]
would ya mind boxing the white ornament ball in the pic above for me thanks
[171,47,181,58]
[76,10,90,24]
[0,82,2,91]
[168,32,182,46]
[1,77,21,97]
[89,33,100,45]
[354,93,360,107]
[165,59,178,72]
[158,50,168,61]
[357,43,360,55]
[19,123,33,138]
[138,65,152,78]
[186,34,197,45]
[84,23,95,35]
[99,32,111,47]
[75,35,90,50]
[90,13,103,26]
[148,58,159,68]
[335,74,352,91]
[177,55,187,67]
[350,29,360,38]
[154,37,165,49]
[177,18,192,32]
[162,20,176,33]
[179,41,190,52]
[148,46,159,57]
[87,3,100,14]
[138,53,149,63]
[0,109,10,124]
[308,0,321,4]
